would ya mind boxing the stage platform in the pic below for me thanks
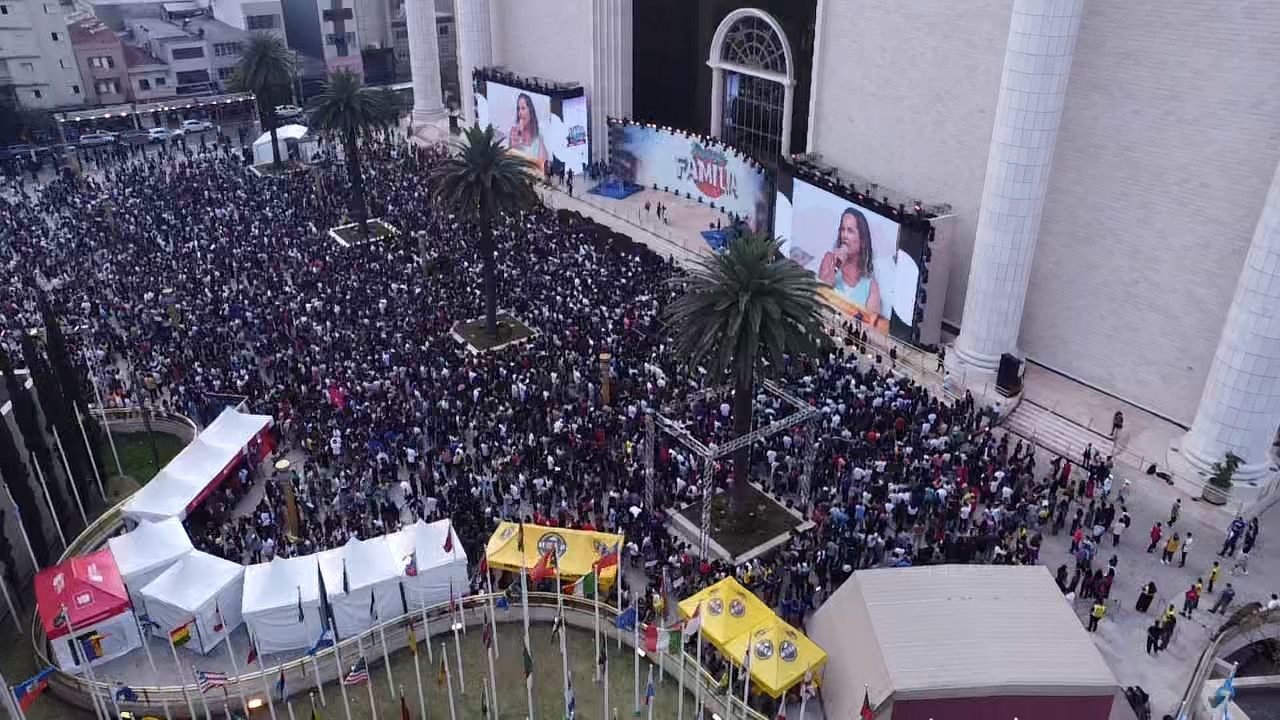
[545,181,727,263]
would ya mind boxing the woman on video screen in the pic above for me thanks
[508,93,549,167]
[818,207,885,318]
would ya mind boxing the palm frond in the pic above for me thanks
[311,71,390,137]
[427,125,540,222]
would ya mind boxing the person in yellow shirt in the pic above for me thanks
[1209,561,1221,592]
[1162,534,1181,565]
[1088,600,1106,631]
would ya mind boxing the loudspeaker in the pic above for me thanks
[996,353,1023,395]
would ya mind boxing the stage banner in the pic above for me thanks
[609,123,770,232]
[475,80,590,174]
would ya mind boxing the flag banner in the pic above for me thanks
[531,551,555,583]
[343,658,370,685]
[342,559,351,595]
[297,588,306,623]
[14,667,55,710]
[115,685,139,703]
[860,689,874,720]
[276,668,287,700]
[437,654,447,688]
[643,623,681,653]
[495,595,510,613]
[644,666,655,706]
[79,632,107,661]
[478,555,489,576]
[196,670,229,694]
[482,622,492,651]
[615,606,637,631]
[443,522,454,554]
[213,602,225,633]
[407,623,418,656]
[522,640,534,688]
[138,615,161,631]
[683,603,702,639]
[597,645,607,671]
[308,628,336,656]
[369,589,377,621]
[594,543,620,571]
[246,643,259,666]
[566,570,598,598]
[401,693,412,720]
[169,619,195,648]
[404,552,418,577]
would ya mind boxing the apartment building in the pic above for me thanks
[0,0,86,108]
[121,4,249,95]
[207,0,284,43]
[68,16,126,104]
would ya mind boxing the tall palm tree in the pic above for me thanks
[232,33,294,168]
[665,232,829,510]
[429,125,540,337]
[311,70,395,240]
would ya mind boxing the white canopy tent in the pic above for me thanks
[329,536,403,639]
[242,555,323,655]
[107,517,194,615]
[252,124,318,165]
[384,519,467,610]
[140,551,245,655]
[122,409,272,523]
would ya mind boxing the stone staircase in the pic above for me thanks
[1003,399,1115,463]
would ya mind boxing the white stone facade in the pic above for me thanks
[452,0,489,125]
[0,0,86,109]
[403,0,443,123]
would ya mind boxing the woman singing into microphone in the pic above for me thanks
[508,93,549,168]
[818,207,885,318]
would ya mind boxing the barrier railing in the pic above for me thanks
[39,591,769,719]
[1173,608,1280,720]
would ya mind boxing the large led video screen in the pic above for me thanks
[775,176,922,339]
[609,123,770,232]
[475,80,589,175]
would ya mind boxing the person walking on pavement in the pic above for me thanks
[1209,561,1221,592]
[1088,600,1106,632]
[1146,621,1162,655]
[1161,534,1180,565]
[1209,584,1236,615]
[1230,552,1249,576]
[1180,532,1193,567]
[1147,522,1163,553]
[1219,516,1247,557]
[1112,516,1125,546]
[1181,584,1199,618]
[1168,498,1181,527]
[1159,608,1177,651]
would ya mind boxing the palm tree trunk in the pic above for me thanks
[268,119,282,168]
[731,370,754,516]
[344,130,369,240]
[480,211,497,337]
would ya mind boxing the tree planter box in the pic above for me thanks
[451,312,539,353]
[329,218,398,247]
[1201,484,1231,506]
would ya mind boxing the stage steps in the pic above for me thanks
[1004,399,1115,464]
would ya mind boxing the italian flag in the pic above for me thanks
[565,571,598,598]
[643,622,682,653]
[684,603,702,639]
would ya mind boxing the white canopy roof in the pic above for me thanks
[253,124,309,145]
[242,555,323,654]
[341,536,401,592]
[108,518,194,613]
[384,520,467,609]
[140,551,245,655]
[122,409,272,523]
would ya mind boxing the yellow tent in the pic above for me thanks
[677,577,773,651]
[723,617,828,698]
[484,522,622,588]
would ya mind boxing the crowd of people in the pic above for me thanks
[1,129,1271,716]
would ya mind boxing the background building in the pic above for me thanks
[68,15,126,104]
[0,0,86,109]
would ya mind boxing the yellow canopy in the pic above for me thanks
[722,617,828,698]
[485,522,622,588]
[677,577,773,651]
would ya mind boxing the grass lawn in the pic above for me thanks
[680,483,802,558]
[332,219,397,245]
[453,313,539,353]
[110,431,186,485]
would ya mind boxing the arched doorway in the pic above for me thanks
[708,8,796,161]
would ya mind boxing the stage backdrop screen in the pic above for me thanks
[775,177,919,335]
[475,80,589,174]
[610,124,769,231]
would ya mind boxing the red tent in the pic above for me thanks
[35,548,130,640]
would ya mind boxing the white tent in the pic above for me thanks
[384,519,468,610]
[122,409,272,523]
[107,517,194,615]
[242,555,323,655]
[327,537,403,639]
[252,124,318,165]
[140,551,245,655]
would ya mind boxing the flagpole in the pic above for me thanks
[741,645,751,713]
[379,625,395,701]
[333,635,353,720]
[556,562,568,714]
[410,619,426,720]
[356,633,378,720]
[28,459,67,550]
[485,632,499,718]
[249,630,278,720]
[615,567,623,650]
[485,564,500,657]
[524,636,535,720]
[633,606,640,717]
[165,636,197,720]
[62,604,108,720]
[310,654,326,707]
[520,562,530,650]
[798,689,808,719]
[222,633,250,717]
[83,347,124,478]
[0,481,41,572]
[592,569,601,682]
[50,426,88,527]
[0,564,22,634]
[694,621,703,720]
[451,601,465,694]
[133,614,173,720]
[646,665,655,720]
[421,607,433,663]
[676,634,685,720]
[73,404,107,501]
[194,667,213,720]
[1,668,28,720]
[442,643,458,720]
[603,646,610,720]
[286,699,298,720]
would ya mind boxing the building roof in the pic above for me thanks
[68,18,119,45]
[123,43,167,68]
[808,565,1118,717]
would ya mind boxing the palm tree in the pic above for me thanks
[429,125,540,337]
[311,70,395,240]
[664,232,829,510]
[232,33,294,168]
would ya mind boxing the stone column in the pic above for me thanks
[1180,158,1280,480]
[591,0,632,163]
[709,67,724,138]
[952,0,1085,374]
[405,0,445,126]
[454,0,493,127]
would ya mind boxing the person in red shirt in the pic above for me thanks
[1147,523,1163,553]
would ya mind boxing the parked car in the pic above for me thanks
[118,129,151,144]
[177,119,213,134]
[0,144,37,161]
[274,104,303,120]
[78,132,116,147]
[147,127,174,142]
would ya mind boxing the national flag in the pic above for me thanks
[478,555,489,576]
[308,628,335,656]
[683,603,702,640]
[297,587,306,623]
[531,551,556,583]
[246,642,259,667]
[437,654,447,688]
[138,615,161,632]
[776,704,787,720]
[407,622,418,656]
[482,622,492,651]
[115,685,138,703]
[14,667,55,710]
[860,689,874,720]
[343,658,370,685]
[643,665,655,706]
[369,588,377,621]
[565,570,598,598]
[276,668,287,699]
[404,552,418,577]
[521,640,534,688]
[615,606,637,631]
[213,602,225,633]
[169,619,195,648]
[594,543,620,571]
[196,670,229,694]
[342,559,351,594]
[550,612,564,645]
[643,623,681,653]
[448,580,458,617]
[401,692,412,720]
[443,522,454,554]
[495,595,510,614]
[517,521,525,553]
[566,671,576,717]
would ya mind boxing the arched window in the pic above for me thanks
[708,9,795,160]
